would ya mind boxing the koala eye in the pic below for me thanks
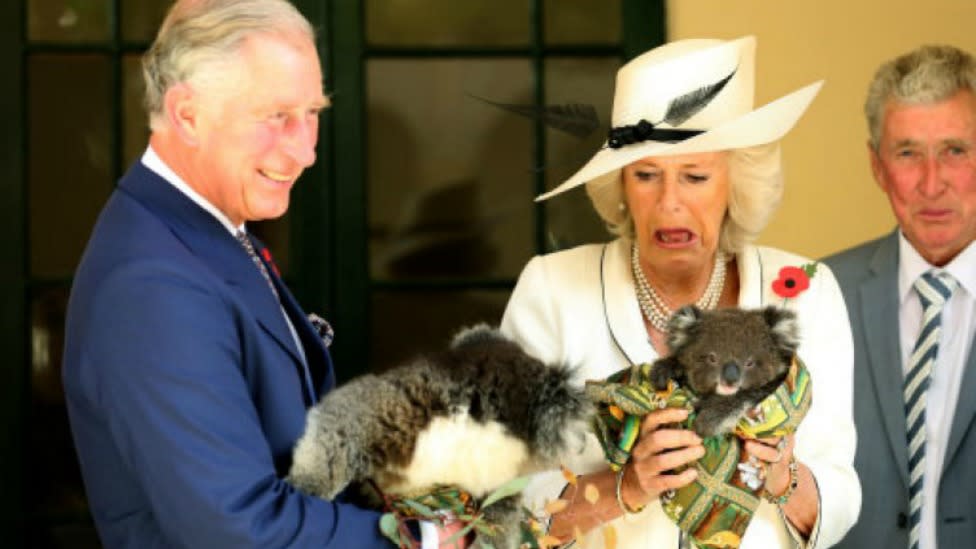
[744,357,756,369]
[705,352,718,365]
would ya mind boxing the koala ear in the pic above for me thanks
[667,305,702,351]
[763,307,800,358]
[450,323,504,349]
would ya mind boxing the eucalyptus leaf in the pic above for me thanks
[481,476,530,508]
[379,513,400,545]
[444,521,477,546]
[403,499,436,518]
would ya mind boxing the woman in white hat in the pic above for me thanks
[500,36,860,548]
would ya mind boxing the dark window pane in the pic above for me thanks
[543,56,620,249]
[544,0,621,45]
[29,54,113,278]
[369,290,510,371]
[366,0,530,47]
[367,58,535,281]
[28,0,111,43]
[29,287,99,547]
[121,0,170,42]
[122,54,148,171]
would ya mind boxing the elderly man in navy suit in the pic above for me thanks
[826,44,976,549]
[63,1,463,547]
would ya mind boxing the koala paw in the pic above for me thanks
[649,357,679,391]
[692,407,737,438]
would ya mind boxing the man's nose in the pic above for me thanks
[919,155,944,197]
[285,118,317,167]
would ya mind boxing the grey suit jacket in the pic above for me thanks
[825,230,976,548]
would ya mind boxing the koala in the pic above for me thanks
[287,324,592,549]
[649,305,800,438]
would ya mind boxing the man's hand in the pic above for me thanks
[419,517,469,549]
[437,519,469,548]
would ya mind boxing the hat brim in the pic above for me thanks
[536,80,824,201]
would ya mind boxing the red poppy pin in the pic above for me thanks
[772,263,818,300]
[261,247,281,278]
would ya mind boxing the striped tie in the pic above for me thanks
[905,270,956,549]
[236,230,279,300]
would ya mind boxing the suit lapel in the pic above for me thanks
[602,239,658,367]
[859,232,910,488]
[118,163,310,389]
[255,239,335,397]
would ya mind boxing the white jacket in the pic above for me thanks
[500,238,860,549]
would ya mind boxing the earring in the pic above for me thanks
[618,202,626,212]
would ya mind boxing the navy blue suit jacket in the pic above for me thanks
[63,161,391,548]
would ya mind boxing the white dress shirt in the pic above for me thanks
[897,232,976,549]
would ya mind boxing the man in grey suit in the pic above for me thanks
[826,44,976,549]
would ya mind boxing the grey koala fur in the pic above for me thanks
[649,305,800,438]
[287,324,591,548]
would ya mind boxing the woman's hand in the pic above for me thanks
[619,407,705,510]
[546,407,703,541]
[744,434,818,537]
[744,435,794,498]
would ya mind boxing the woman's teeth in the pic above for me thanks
[656,230,692,243]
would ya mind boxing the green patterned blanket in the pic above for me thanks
[585,358,812,549]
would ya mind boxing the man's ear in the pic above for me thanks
[162,83,202,146]
[868,140,888,193]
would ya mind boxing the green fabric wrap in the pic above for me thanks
[585,358,812,549]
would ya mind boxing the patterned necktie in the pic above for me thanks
[235,230,279,300]
[905,270,956,549]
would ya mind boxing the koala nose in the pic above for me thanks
[722,362,740,384]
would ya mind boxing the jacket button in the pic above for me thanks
[898,512,908,529]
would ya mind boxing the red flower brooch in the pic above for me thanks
[772,263,818,300]
[260,247,281,278]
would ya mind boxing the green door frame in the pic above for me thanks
[288,0,371,382]
[1,0,26,543]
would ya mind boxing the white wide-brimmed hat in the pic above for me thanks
[537,35,823,201]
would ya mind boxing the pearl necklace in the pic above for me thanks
[630,241,727,332]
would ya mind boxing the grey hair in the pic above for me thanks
[584,142,783,256]
[143,0,315,130]
[865,44,976,150]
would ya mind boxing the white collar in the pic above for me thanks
[898,230,976,303]
[141,146,245,236]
